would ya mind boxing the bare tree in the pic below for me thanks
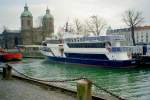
[71,18,91,36]
[82,23,90,36]
[122,9,144,46]
[57,26,64,38]
[72,18,83,34]
[86,15,107,36]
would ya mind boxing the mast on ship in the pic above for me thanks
[65,22,69,32]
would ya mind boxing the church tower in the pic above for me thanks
[21,4,33,30]
[20,4,33,45]
[42,7,54,38]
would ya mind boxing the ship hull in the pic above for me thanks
[3,53,23,62]
[47,56,139,68]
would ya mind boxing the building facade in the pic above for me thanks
[20,4,54,45]
[0,30,22,49]
[42,8,54,38]
[106,26,150,46]
[0,4,54,48]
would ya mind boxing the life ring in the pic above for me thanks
[127,52,132,59]
[105,42,112,52]
[106,47,112,52]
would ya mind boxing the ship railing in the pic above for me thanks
[65,35,125,43]
[111,46,143,53]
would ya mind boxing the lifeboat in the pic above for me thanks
[3,53,23,61]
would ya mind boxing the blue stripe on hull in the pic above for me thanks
[65,53,108,60]
[47,56,139,68]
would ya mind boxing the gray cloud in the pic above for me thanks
[0,0,150,32]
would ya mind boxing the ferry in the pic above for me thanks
[16,45,44,58]
[40,35,139,68]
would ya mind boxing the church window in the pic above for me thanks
[27,20,31,26]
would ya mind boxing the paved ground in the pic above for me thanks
[0,75,76,100]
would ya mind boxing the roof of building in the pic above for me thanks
[43,8,53,19]
[3,29,21,34]
[135,26,150,31]
[107,28,130,33]
[107,26,150,33]
[21,4,32,17]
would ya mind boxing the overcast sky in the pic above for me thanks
[0,0,150,33]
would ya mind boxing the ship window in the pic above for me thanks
[67,43,106,48]
[65,53,108,60]
[79,44,81,48]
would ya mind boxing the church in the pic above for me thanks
[0,4,54,49]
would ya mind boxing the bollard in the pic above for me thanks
[77,79,92,100]
[2,67,7,79]
[2,64,12,80]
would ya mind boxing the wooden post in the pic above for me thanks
[2,67,7,79]
[2,64,12,80]
[77,79,92,100]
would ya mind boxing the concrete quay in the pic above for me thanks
[0,74,76,100]
[0,64,125,100]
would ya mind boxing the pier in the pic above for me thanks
[0,63,125,100]
[0,74,76,100]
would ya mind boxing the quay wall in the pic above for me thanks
[0,72,106,100]
[0,64,122,100]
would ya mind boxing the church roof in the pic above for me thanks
[43,8,53,19]
[21,4,32,17]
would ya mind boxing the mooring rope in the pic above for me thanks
[92,82,126,100]
[12,67,85,82]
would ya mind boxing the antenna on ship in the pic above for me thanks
[65,22,69,32]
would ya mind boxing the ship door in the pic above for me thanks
[59,45,64,57]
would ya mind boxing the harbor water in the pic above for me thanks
[10,58,150,100]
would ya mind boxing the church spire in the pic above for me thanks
[24,3,28,11]
[46,7,50,14]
